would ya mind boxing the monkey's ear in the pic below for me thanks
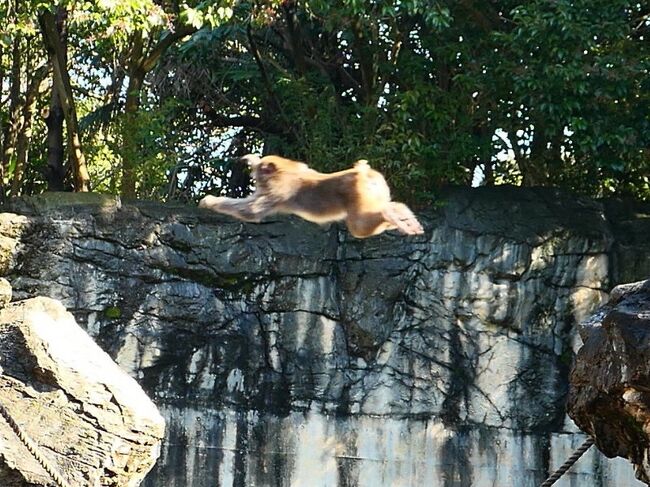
[240,154,262,167]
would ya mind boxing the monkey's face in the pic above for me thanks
[238,154,275,187]
[251,162,277,189]
[256,162,277,176]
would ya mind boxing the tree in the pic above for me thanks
[155,0,648,201]
[492,0,649,196]
[69,0,236,197]
[39,7,91,192]
[42,5,68,192]
[0,0,647,202]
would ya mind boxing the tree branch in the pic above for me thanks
[142,25,197,73]
[246,23,299,141]
[200,103,282,134]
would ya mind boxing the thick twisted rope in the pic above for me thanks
[540,437,595,487]
[0,400,72,487]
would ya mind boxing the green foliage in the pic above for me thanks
[104,305,122,319]
[492,0,649,195]
[118,99,187,199]
[0,0,648,202]
[181,4,234,29]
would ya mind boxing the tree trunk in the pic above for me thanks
[120,75,144,198]
[517,121,554,187]
[39,8,90,192]
[521,122,565,187]
[119,24,196,198]
[1,30,24,190]
[44,85,67,191]
[351,22,378,106]
[12,63,50,196]
[42,7,68,192]
[0,43,5,163]
[282,2,307,75]
[121,31,145,199]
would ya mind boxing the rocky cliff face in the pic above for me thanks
[0,188,649,486]
[569,279,650,485]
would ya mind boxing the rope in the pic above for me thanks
[540,437,595,487]
[0,400,72,487]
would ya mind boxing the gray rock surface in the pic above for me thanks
[569,279,650,485]
[0,188,648,486]
[0,291,165,486]
[0,277,11,307]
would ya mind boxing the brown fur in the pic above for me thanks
[199,155,424,239]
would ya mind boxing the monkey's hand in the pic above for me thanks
[198,195,226,212]
[381,202,424,235]
[198,194,278,223]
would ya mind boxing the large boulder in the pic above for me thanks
[0,284,165,486]
[569,279,650,484]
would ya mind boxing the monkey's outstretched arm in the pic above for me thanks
[199,194,280,222]
[381,202,424,235]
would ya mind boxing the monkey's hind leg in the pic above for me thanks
[199,195,275,222]
[381,202,424,235]
[345,212,395,238]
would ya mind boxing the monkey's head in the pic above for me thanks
[241,153,274,173]
[238,154,279,191]
[240,154,309,182]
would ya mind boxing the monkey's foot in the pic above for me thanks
[382,202,424,235]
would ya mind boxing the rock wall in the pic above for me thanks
[0,280,164,486]
[0,188,649,486]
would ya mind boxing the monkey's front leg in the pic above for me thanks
[198,194,277,222]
